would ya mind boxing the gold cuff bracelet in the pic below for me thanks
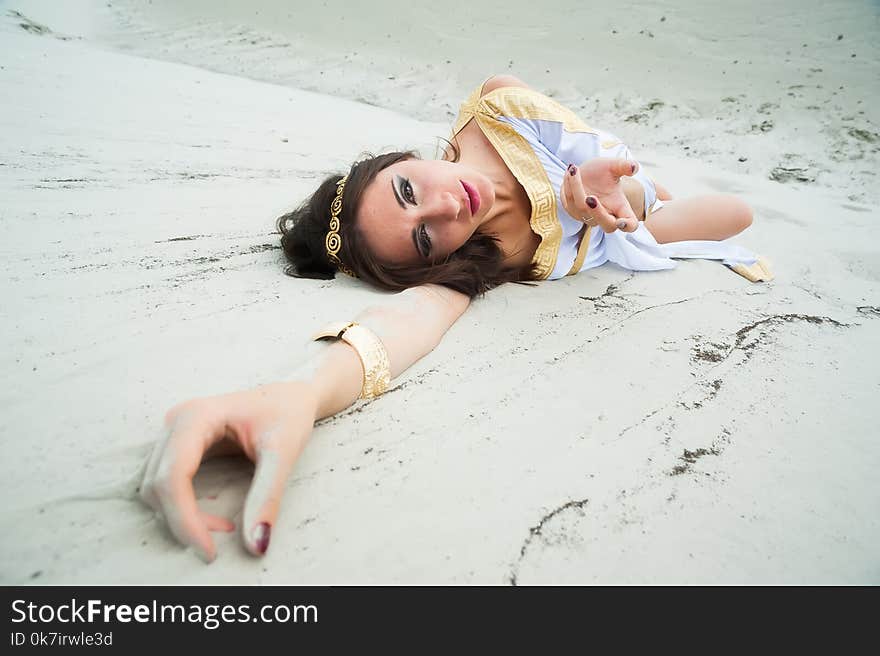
[311,321,391,399]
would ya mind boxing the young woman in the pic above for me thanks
[139,75,771,562]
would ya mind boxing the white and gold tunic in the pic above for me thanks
[451,83,762,281]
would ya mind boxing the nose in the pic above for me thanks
[420,190,461,225]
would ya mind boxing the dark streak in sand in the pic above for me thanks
[734,313,846,353]
[155,235,209,243]
[692,314,848,367]
[579,283,619,304]
[667,429,729,476]
[692,345,726,363]
[508,497,589,586]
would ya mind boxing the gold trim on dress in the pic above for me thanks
[729,256,774,283]
[567,226,593,276]
[479,87,597,136]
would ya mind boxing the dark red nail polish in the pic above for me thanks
[586,196,597,209]
[631,163,636,173]
[568,164,576,176]
[253,522,271,555]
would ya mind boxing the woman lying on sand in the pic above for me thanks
[139,75,771,561]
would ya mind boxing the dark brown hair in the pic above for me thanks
[276,147,530,299]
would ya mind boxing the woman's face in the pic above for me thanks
[356,158,496,265]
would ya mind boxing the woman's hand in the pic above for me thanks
[139,381,319,562]
[560,158,641,233]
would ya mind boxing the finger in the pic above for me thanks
[200,511,235,533]
[153,416,220,562]
[617,214,639,232]
[560,164,578,218]
[607,194,639,233]
[140,425,173,512]
[566,164,594,224]
[141,404,200,510]
[585,195,621,233]
[617,217,638,232]
[611,158,639,179]
[241,425,301,556]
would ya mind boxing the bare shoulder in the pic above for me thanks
[479,74,531,97]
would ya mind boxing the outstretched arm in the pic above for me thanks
[140,284,470,561]
[303,284,470,417]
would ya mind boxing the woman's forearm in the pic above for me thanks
[289,284,471,419]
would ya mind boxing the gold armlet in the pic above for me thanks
[311,321,391,399]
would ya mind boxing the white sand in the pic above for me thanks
[0,2,878,584]
[34,0,880,206]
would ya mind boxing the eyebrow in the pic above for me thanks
[391,178,405,209]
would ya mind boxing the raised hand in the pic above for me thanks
[560,158,641,233]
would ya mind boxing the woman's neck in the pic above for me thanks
[476,174,539,270]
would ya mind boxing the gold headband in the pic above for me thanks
[325,175,357,278]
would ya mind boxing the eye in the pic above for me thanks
[402,179,416,204]
[419,224,432,257]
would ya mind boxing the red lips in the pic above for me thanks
[460,180,481,216]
